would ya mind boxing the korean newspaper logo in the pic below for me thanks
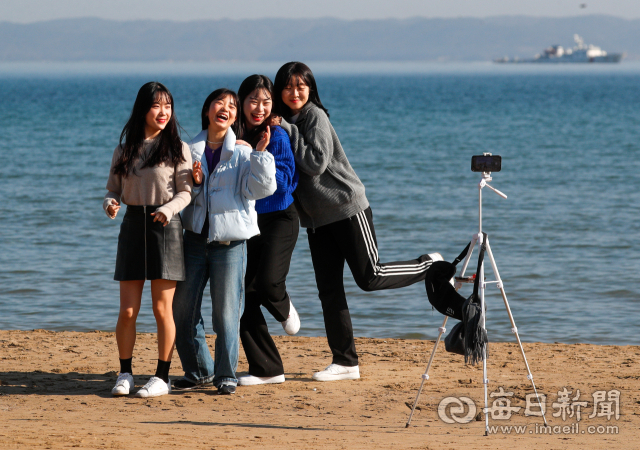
[438,387,620,434]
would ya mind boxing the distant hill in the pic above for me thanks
[0,15,638,62]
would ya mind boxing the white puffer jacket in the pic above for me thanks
[180,128,276,242]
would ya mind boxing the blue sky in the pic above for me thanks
[1,0,639,22]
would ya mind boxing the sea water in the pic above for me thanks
[1,62,638,345]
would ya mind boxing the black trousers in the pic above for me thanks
[307,207,435,367]
[239,204,299,377]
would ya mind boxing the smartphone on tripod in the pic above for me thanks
[471,154,501,173]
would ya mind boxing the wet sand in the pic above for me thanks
[0,329,638,449]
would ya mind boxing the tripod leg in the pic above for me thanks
[484,241,548,427]
[459,235,477,276]
[456,235,478,288]
[483,344,489,435]
[479,243,490,435]
[406,316,448,428]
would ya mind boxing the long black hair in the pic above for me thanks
[273,62,329,118]
[238,74,274,148]
[200,88,241,137]
[113,81,184,177]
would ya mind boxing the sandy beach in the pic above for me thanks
[0,329,638,449]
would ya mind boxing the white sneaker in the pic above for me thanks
[312,364,360,382]
[238,374,285,386]
[429,252,443,262]
[281,301,300,335]
[134,376,171,398]
[111,372,134,396]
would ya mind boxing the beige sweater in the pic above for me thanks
[104,140,193,220]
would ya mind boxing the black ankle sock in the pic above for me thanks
[119,358,133,375]
[155,359,171,383]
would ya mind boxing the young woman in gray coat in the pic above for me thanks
[274,62,442,382]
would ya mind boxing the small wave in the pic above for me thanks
[601,289,640,298]
[2,270,39,275]
[1,288,42,295]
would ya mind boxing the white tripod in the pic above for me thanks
[406,167,548,434]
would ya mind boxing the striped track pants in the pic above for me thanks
[307,207,437,365]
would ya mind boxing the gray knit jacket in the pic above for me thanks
[280,102,369,229]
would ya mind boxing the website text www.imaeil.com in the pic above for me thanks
[485,422,619,435]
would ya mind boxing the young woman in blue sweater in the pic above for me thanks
[236,75,300,386]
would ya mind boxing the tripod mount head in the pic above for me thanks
[472,153,507,199]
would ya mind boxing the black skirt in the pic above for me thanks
[114,205,185,281]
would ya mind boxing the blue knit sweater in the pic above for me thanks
[255,126,298,214]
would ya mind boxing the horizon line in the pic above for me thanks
[2,13,639,25]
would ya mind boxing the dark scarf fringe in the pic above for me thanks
[425,239,489,364]
[462,298,489,365]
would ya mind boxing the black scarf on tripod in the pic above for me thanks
[425,234,489,364]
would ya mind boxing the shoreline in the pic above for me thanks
[0,328,629,347]
[1,329,638,448]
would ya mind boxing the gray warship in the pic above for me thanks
[494,35,625,63]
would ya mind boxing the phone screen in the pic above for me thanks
[471,155,502,172]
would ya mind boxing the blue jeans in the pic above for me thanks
[173,231,246,387]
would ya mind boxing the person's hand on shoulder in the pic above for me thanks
[235,140,252,148]
[269,115,282,126]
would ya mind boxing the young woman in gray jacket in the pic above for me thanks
[274,62,442,382]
